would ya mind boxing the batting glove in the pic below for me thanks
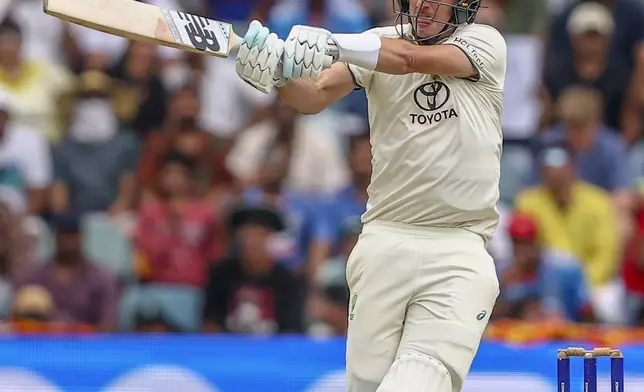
[236,20,285,93]
[283,25,334,80]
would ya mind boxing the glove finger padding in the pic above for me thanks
[244,20,269,49]
[235,29,285,93]
[283,25,333,80]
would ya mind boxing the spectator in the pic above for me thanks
[241,137,334,278]
[14,213,119,331]
[547,0,644,72]
[543,2,639,141]
[307,217,358,337]
[495,212,594,323]
[0,18,73,142]
[134,151,223,288]
[138,84,232,203]
[325,132,370,251]
[51,71,140,216]
[8,0,68,64]
[0,89,52,215]
[202,205,303,334]
[226,95,349,195]
[108,41,168,136]
[536,86,635,238]
[515,144,622,322]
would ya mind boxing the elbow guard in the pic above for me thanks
[329,32,381,71]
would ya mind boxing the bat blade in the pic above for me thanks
[43,0,240,58]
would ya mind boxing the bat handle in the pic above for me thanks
[230,33,243,53]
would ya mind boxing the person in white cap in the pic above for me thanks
[544,1,641,142]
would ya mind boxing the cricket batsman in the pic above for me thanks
[234,1,506,391]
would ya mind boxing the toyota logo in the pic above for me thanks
[413,81,451,112]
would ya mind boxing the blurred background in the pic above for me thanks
[1,0,644,390]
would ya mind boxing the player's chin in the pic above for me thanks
[415,24,439,39]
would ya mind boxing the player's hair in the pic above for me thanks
[395,0,482,44]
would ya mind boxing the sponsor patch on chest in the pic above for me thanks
[409,80,459,125]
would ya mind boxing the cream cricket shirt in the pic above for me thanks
[347,23,507,242]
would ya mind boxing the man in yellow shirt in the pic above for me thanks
[0,18,73,142]
[514,144,622,321]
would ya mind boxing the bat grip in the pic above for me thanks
[230,33,243,53]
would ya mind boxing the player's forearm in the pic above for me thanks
[278,79,327,114]
[278,62,355,114]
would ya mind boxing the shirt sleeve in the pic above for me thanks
[442,24,507,89]
[346,62,373,90]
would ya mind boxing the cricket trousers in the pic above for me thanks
[345,220,500,392]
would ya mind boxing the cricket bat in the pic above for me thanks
[43,0,241,58]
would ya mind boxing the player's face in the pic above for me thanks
[409,0,456,38]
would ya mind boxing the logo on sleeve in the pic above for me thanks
[410,81,458,125]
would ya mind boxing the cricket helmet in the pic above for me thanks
[394,0,482,44]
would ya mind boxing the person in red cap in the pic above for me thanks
[494,212,595,323]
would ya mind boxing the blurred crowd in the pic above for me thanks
[2,0,644,336]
